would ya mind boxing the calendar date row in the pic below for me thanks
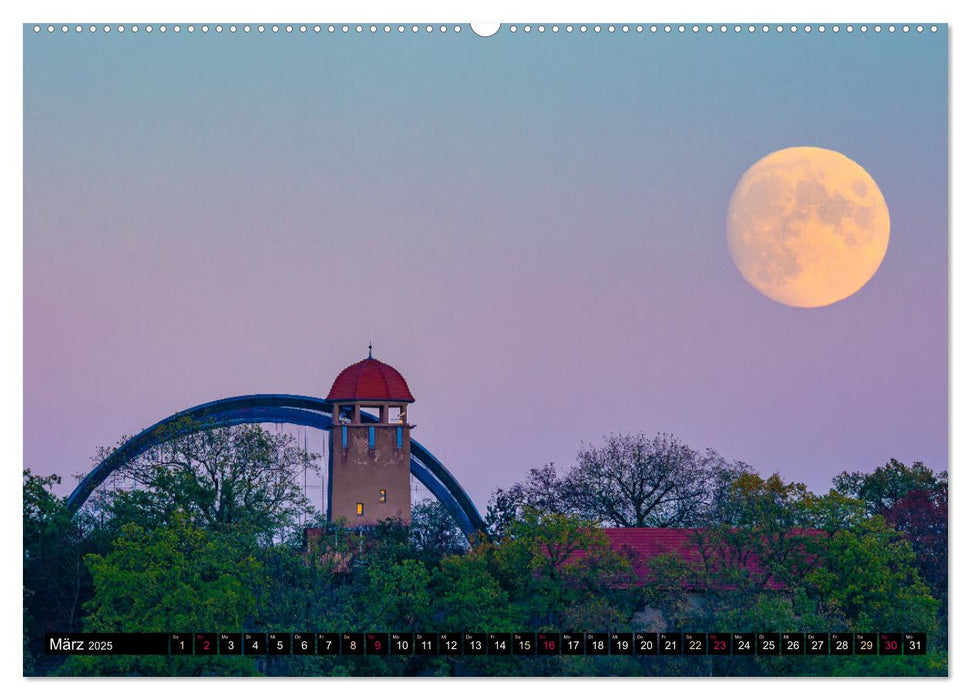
[47,632,926,656]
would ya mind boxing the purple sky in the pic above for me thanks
[23,26,947,510]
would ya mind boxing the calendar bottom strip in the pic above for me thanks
[46,632,927,657]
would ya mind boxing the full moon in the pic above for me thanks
[726,147,890,308]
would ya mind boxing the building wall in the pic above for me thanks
[328,422,412,525]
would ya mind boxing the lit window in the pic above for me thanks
[356,503,364,516]
[395,426,403,449]
[368,426,375,449]
[379,489,387,503]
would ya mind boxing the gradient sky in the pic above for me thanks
[24,25,947,509]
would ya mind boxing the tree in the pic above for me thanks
[432,554,514,632]
[485,463,573,540]
[65,512,262,675]
[23,469,108,675]
[882,482,947,602]
[410,499,468,560]
[833,459,943,516]
[92,418,318,541]
[487,509,639,630]
[808,516,938,632]
[364,559,433,631]
[639,472,944,676]
[834,459,948,618]
[640,473,831,634]
[565,433,753,527]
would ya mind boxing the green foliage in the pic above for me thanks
[410,499,468,560]
[642,473,945,676]
[89,419,317,543]
[432,555,512,632]
[833,459,943,516]
[486,510,641,631]
[807,517,938,633]
[364,559,432,630]
[23,469,106,675]
[62,512,262,675]
[832,458,948,653]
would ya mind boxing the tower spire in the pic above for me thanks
[368,341,373,359]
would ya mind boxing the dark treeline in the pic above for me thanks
[23,425,947,676]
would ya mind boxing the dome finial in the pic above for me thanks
[368,341,373,359]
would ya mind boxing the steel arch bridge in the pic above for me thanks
[66,394,486,539]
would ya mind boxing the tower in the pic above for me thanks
[325,349,415,526]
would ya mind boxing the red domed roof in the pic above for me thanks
[326,356,415,403]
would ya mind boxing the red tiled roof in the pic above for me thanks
[601,528,823,591]
[326,357,415,403]
[603,528,705,576]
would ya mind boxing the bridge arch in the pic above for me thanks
[66,394,486,540]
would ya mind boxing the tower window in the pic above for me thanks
[368,426,376,449]
[379,489,387,503]
[341,425,348,448]
[360,408,379,423]
[395,426,403,449]
[356,503,364,516]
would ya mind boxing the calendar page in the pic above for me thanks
[23,19,948,678]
